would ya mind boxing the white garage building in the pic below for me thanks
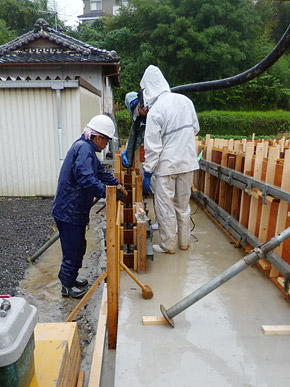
[0,18,120,196]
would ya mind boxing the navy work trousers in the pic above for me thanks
[55,219,87,288]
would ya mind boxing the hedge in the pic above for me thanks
[197,110,290,137]
[115,109,131,139]
[115,109,290,140]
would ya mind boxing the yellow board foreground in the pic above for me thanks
[29,322,80,387]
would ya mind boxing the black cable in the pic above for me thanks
[190,208,198,243]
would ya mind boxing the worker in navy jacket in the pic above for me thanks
[52,115,123,299]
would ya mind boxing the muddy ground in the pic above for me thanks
[0,196,108,383]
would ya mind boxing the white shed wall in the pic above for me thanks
[80,87,101,129]
[0,78,114,197]
[0,87,81,197]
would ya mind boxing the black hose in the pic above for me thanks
[171,25,290,94]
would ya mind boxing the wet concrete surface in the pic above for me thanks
[113,198,290,387]
[18,200,108,385]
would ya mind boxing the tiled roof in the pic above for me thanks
[0,18,120,64]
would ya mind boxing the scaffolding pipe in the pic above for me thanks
[160,227,290,327]
[29,232,59,263]
[28,201,105,263]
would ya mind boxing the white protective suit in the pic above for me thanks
[141,65,200,252]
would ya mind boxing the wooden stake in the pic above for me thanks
[204,139,213,197]
[77,371,85,387]
[218,147,228,209]
[275,149,290,257]
[239,142,254,227]
[230,153,243,220]
[248,143,264,235]
[258,147,279,242]
[66,271,107,323]
[137,220,147,273]
[106,186,118,349]
[136,175,143,202]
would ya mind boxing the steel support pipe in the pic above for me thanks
[160,227,290,327]
[29,232,60,263]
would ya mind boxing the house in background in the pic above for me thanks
[78,0,128,23]
[0,18,120,197]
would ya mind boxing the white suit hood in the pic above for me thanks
[140,65,170,107]
[142,66,200,176]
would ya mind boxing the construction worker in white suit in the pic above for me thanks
[141,65,200,253]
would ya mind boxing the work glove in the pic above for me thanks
[121,149,129,168]
[116,189,125,202]
[143,171,153,194]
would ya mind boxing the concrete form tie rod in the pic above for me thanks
[161,227,290,327]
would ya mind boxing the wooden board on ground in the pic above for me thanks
[142,316,169,325]
[88,284,108,387]
[261,325,290,335]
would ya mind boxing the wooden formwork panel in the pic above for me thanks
[124,208,134,223]
[197,136,290,299]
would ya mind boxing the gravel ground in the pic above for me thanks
[0,197,110,384]
[0,197,56,296]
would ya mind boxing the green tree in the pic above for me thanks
[0,0,60,35]
[70,0,290,110]
[0,19,16,45]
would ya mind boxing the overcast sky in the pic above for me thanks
[49,0,84,28]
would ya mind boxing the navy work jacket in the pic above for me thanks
[52,135,118,225]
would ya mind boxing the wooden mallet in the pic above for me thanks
[119,261,153,299]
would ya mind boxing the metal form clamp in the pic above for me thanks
[228,170,233,186]
[247,177,253,196]
[262,184,268,205]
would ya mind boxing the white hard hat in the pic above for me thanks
[87,115,116,141]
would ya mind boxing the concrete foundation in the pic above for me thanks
[113,198,290,387]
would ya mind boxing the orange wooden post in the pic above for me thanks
[204,139,213,197]
[239,142,254,228]
[106,186,118,349]
[248,143,264,236]
[114,151,121,183]
[230,153,243,221]
[258,147,280,242]
[275,150,290,258]
[137,221,147,273]
[218,147,228,209]
[136,175,143,203]
[258,146,280,273]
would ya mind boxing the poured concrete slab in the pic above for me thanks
[114,198,290,387]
